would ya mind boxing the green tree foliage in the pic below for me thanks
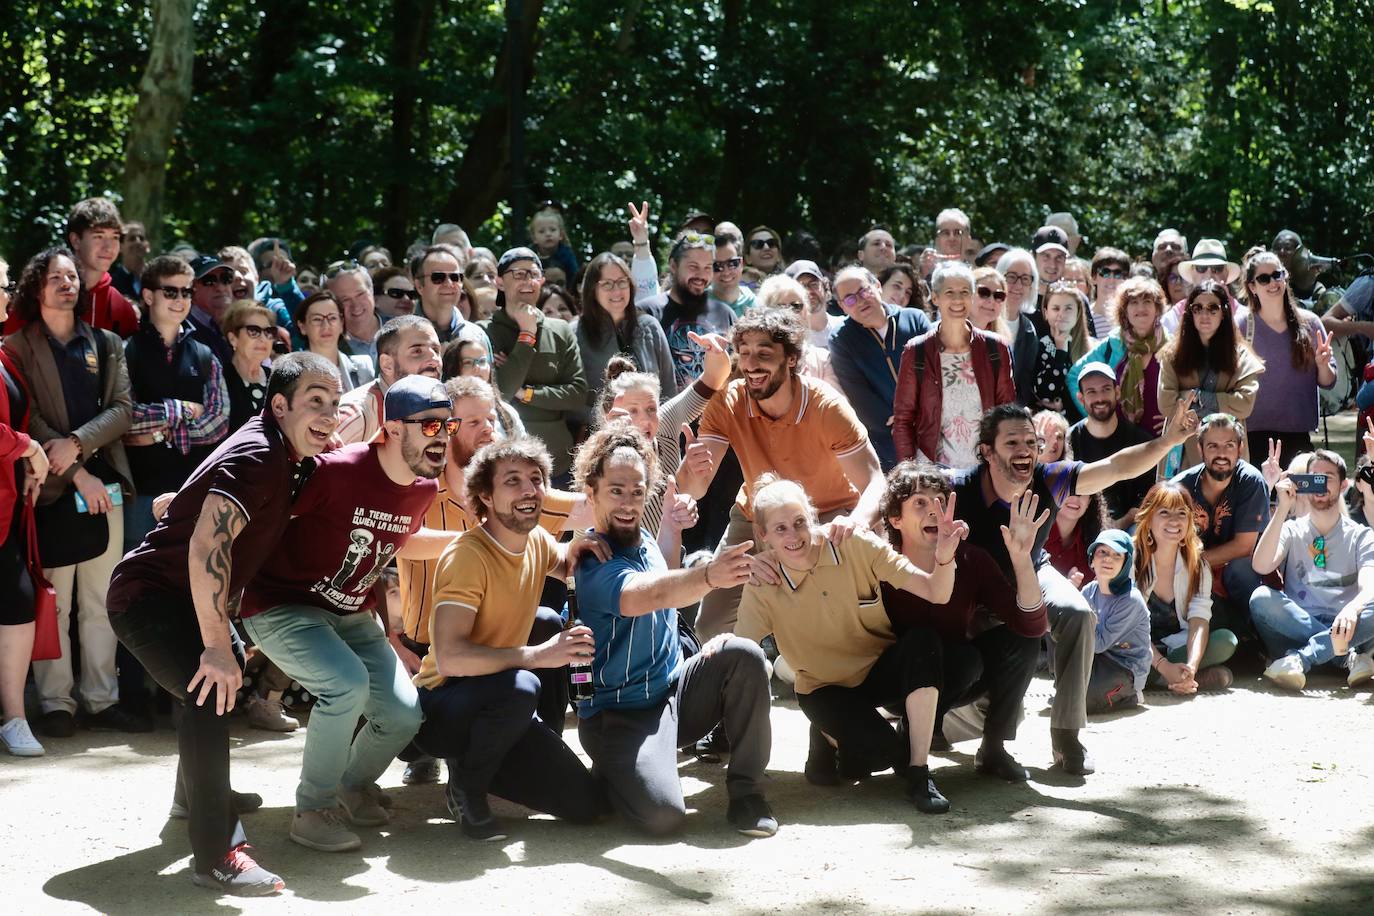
[2,0,1372,270]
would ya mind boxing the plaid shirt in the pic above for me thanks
[127,327,231,455]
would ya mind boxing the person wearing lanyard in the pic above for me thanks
[828,265,932,470]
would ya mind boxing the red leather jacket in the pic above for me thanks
[892,322,1016,464]
[0,349,34,543]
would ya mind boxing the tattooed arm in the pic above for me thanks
[185,493,247,715]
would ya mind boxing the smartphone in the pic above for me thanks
[74,482,125,513]
[1290,473,1329,494]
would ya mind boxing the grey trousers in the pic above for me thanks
[1039,564,1096,730]
[696,504,846,640]
[577,636,771,836]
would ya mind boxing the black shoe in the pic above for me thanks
[170,790,264,820]
[689,724,729,763]
[804,723,840,786]
[85,704,155,733]
[903,766,950,814]
[930,727,952,753]
[1050,728,1095,776]
[445,782,506,841]
[36,709,76,738]
[726,794,778,837]
[975,745,1029,783]
[402,756,441,785]
[191,843,284,896]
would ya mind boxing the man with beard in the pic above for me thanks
[1250,450,1374,690]
[237,376,458,854]
[1068,362,1155,528]
[574,423,776,837]
[785,260,841,351]
[1171,413,1271,623]
[106,352,343,895]
[952,399,1200,776]
[638,233,737,392]
[412,435,608,840]
[482,247,587,483]
[828,265,931,470]
[679,308,886,640]
[333,315,442,445]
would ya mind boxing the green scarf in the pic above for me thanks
[1118,327,1164,425]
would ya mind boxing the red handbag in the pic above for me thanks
[25,498,60,661]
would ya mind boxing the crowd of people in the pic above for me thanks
[1,194,1373,898]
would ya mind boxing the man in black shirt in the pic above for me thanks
[1067,362,1155,528]
[952,400,1199,776]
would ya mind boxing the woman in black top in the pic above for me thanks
[221,300,275,431]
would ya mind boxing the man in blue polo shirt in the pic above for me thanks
[572,424,776,838]
[828,265,931,469]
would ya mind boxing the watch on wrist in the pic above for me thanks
[68,435,83,459]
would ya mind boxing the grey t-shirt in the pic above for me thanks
[1342,274,1374,322]
[1277,515,1374,617]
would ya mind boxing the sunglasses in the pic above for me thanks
[197,272,234,286]
[1253,269,1287,286]
[157,285,195,300]
[324,258,360,279]
[1095,267,1126,279]
[748,237,778,250]
[777,300,805,312]
[1192,264,1228,275]
[1312,535,1327,570]
[383,287,420,301]
[713,257,743,273]
[399,417,461,437]
[976,286,1007,302]
[236,324,273,339]
[1189,301,1224,315]
[428,271,463,285]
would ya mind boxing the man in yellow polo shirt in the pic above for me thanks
[412,436,607,840]
[678,309,887,640]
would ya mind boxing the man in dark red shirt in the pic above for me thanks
[108,351,343,896]
[239,375,454,856]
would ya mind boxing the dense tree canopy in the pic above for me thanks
[2,0,1372,269]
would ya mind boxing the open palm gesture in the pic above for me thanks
[1000,490,1050,558]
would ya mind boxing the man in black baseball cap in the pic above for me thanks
[188,254,237,365]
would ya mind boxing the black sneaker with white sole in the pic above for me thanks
[191,844,284,896]
[445,781,507,841]
[726,794,778,838]
[169,790,263,820]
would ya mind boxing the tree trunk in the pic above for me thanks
[385,0,438,256]
[122,0,194,251]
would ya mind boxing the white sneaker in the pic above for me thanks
[1264,655,1307,691]
[1347,650,1374,688]
[0,717,46,757]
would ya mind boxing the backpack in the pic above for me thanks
[912,333,1002,381]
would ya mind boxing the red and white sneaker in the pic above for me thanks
[192,844,284,896]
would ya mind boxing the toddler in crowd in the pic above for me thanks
[529,206,578,281]
[1080,530,1151,713]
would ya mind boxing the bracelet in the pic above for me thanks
[1152,656,1164,671]
[516,331,536,346]
[68,435,83,459]
[633,240,649,248]
[1016,598,1041,612]
[935,553,955,567]
[703,563,716,589]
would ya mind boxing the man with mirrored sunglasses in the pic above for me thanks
[708,237,756,318]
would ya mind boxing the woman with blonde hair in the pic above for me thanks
[1132,481,1237,694]
[969,267,1011,341]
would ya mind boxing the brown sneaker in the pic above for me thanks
[290,807,362,852]
[339,786,390,827]
[1195,665,1234,692]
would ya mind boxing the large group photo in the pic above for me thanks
[4,1,1374,914]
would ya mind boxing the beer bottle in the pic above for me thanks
[566,577,595,703]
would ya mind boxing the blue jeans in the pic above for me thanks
[243,606,422,811]
[1249,586,1374,671]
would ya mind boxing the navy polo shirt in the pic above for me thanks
[951,460,1083,578]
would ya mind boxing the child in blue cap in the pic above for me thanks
[1080,529,1151,712]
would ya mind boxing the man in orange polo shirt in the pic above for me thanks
[678,309,886,641]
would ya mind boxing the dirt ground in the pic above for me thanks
[6,665,1374,916]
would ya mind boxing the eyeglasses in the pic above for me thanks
[383,287,420,301]
[1096,267,1126,279]
[197,272,234,286]
[324,258,360,279]
[307,313,341,326]
[777,300,805,312]
[1192,264,1227,276]
[748,237,778,250]
[1253,269,1287,286]
[1190,301,1224,315]
[1003,271,1033,287]
[504,268,544,282]
[596,278,631,292]
[976,286,1007,302]
[1312,535,1327,569]
[936,227,967,238]
[156,285,195,300]
[236,324,273,339]
[399,417,461,437]
[839,287,876,308]
[459,356,490,370]
[712,257,743,273]
[428,271,463,285]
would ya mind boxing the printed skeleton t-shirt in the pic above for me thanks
[239,442,438,617]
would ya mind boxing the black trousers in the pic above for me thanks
[109,594,245,874]
[796,626,943,774]
[934,626,1041,742]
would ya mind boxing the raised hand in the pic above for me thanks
[627,201,651,246]
[665,492,699,531]
[999,490,1050,558]
[705,540,755,590]
[688,330,732,388]
[1315,326,1334,364]
[1273,472,1296,512]
[1167,389,1200,444]
[1363,415,1374,462]
[1261,436,1283,489]
[679,423,714,479]
[934,491,969,564]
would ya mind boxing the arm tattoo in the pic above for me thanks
[205,500,245,624]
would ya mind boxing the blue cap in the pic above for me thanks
[384,375,451,421]
[1087,529,1135,596]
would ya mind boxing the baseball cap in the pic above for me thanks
[384,375,452,421]
[974,242,1010,267]
[678,210,714,231]
[1031,226,1070,256]
[189,255,231,281]
[785,260,823,281]
[496,246,541,275]
[1077,361,1116,387]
